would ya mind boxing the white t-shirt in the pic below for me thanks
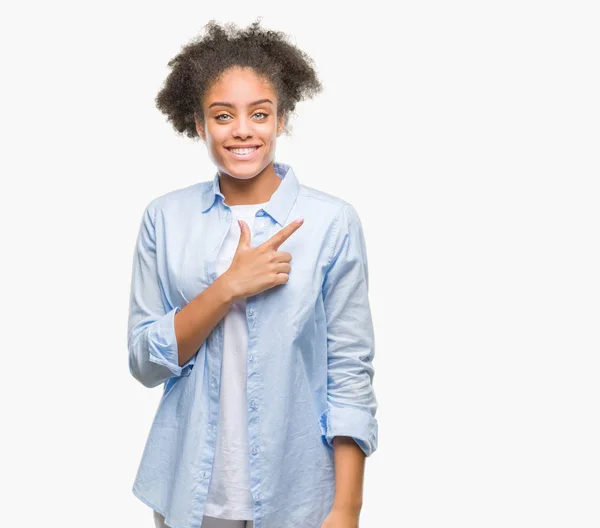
[203,201,267,521]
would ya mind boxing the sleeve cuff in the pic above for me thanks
[319,405,379,457]
[147,306,195,378]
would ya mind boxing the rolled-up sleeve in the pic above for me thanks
[319,203,379,457]
[127,204,196,388]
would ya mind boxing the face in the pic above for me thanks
[195,67,285,180]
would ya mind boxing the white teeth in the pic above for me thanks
[229,147,257,155]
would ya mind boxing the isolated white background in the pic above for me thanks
[1,1,598,527]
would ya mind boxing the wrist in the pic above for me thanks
[215,272,240,303]
[332,500,362,516]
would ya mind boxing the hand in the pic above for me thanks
[320,506,360,528]
[223,216,304,301]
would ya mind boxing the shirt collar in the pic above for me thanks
[200,162,300,227]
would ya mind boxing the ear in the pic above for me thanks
[276,111,285,137]
[194,112,206,142]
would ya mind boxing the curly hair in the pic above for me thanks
[155,19,323,139]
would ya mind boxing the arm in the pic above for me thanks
[173,273,236,365]
[127,204,236,388]
[320,204,378,508]
[332,436,365,514]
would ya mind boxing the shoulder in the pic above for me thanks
[144,180,210,219]
[297,183,354,218]
[297,183,364,228]
[295,184,366,265]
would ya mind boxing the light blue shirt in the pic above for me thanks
[127,162,378,528]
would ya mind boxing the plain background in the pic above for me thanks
[1,1,598,527]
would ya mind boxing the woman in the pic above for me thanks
[127,20,378,528]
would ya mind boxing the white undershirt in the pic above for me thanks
[203,201,267,521]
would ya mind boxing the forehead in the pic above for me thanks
[204,67,277,107]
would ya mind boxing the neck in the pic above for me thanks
[219,162,281,206]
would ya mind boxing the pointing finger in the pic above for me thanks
[262,217,304,250]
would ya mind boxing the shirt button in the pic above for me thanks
[250,400,257,409]
[255,492,261,501]
[202,471,208,479]
[211,377,217,387]
[252,446,259,455]
[248,354,254,362]
[248,309,255,316]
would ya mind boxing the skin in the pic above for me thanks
[194,66,286,205]
[178,66,366,526]
[323,437,365,527]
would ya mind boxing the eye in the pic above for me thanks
[214,112,269,122]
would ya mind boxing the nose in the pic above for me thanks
[231,115,253,140]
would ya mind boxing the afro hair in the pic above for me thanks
[155,19,323,139]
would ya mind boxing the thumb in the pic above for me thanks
[237,219,251,249]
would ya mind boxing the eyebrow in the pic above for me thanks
[208,98,274,109]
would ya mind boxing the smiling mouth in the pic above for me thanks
[225,146,261,159]
[225,145,261,161]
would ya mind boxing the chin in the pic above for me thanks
[222,162,267,180]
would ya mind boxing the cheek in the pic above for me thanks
[206,129,226,151]
[263,126,278,143]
